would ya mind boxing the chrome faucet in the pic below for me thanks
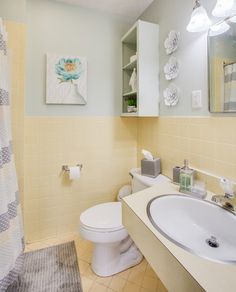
[212,178,236,212]
[212,193,236,212]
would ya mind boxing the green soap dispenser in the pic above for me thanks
[179,159,194,192]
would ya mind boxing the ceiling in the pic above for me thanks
[55,0,154,19]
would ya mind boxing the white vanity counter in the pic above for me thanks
[122,180,236,292]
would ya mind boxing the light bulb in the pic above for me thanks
[187,1,211,32]
[209,21,230,36]
[212,0,234,17]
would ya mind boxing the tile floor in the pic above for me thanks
[25,233,167,292]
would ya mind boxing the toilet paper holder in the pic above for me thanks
[62,164,83,172]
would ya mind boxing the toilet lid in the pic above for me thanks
[80,202,123,232]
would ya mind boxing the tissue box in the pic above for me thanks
[141,158,161,178]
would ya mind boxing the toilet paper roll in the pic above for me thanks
[69,166,81,180]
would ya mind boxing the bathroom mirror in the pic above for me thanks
[208,16,236,113]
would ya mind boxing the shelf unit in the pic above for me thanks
[122,59,137,71]
[123,91,137,97]
[121,20,159,117]
[120,112,137,117]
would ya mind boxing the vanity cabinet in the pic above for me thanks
[121,20,159,117]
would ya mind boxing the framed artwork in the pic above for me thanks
[46,54,87,105]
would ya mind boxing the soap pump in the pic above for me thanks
[179,159,194,192]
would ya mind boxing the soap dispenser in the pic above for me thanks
[179,159,194,193]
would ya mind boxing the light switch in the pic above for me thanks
[192,90,202,109]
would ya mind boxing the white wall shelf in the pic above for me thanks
[123,91,137,97]
[120,113,138,117]
[121,20,159,117]
[123,59,137,71]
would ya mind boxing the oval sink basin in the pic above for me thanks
[147,194,236,264]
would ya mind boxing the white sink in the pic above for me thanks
[147,194,236,264]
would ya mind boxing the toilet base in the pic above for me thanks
[91,236,143,277]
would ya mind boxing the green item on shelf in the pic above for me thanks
[127,98,136,107]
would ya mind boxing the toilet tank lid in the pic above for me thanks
[80,202,123,231]
[130,168,170,187]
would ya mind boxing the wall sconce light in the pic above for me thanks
[212,0,234,17]
[209,21,230,36]
[187,0,236,32]
[187,0,211,32]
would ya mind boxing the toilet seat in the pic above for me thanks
[80,202,124,232]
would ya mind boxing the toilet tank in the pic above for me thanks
[129,168,170,193]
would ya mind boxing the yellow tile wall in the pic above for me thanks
[138,117,236,194]
[5,21,26,206]
[24,117,138,242]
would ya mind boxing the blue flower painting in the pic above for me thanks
[46,54,87,105]
[55,58,82,83]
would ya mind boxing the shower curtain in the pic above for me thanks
[224,63,236,111]
[0,19,24,291]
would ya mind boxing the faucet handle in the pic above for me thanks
[220,178,234,199]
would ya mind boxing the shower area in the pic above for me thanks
[0,19,25,291]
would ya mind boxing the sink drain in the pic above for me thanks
[206,236,219,248]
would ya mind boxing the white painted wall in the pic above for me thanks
[26,0,132,116]
[140,0,221,116]
[55,0,153,20]
[0,0,26,22]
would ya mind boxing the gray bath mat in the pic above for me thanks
[7,241,83,292]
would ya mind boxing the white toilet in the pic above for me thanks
[79,168,169,277]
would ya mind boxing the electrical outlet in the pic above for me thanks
[192,90,202,109]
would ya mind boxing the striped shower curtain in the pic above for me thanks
[224,63,236,111]
[0,19,24,291]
